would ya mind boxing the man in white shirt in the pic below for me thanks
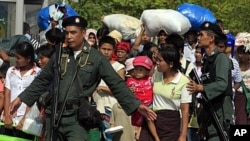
[183,30,198,63]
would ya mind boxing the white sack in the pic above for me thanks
[141,9,191,37]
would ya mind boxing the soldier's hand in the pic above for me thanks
[187,80,204,94]
[137,104,157,121]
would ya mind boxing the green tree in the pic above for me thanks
[62,0,250,35]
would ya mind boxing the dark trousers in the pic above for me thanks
[45,112,88,141]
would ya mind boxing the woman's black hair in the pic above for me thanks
[158,45,182,72]
[15,41,35,63]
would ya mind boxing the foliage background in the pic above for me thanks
[62,0,250,35]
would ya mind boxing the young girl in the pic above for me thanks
[2,41,41,139]
[126,56,159,141]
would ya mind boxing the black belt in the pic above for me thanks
[58,103,79,111]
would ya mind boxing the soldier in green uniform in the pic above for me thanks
[8,16,157,141]
[187,21,233,141]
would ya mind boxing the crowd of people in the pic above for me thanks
[0,13,249,141]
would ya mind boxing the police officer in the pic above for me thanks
[187,21,233,141]
[9,16,157,141]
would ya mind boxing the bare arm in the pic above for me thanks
[0,91,3,113]
[3,88,12,128]
[97,68,125,94]
[179,103,190,140]
[234,81,241,91]
[0,50,10,62]
[116,68,125,80]
[132,25,144,51]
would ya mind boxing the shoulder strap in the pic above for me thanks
[182,60,191,74]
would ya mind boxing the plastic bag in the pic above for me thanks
[140,9,191,37]
[177,3,216,30]
[103,14,141,40]
[22,104,43,137]
[37,2,78,31]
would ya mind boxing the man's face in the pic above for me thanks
[99,43,114,60]
[65,26,86,51]
[197,30,214,48]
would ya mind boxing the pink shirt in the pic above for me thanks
[126,76,153,106]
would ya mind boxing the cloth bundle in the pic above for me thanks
[103,14,141,40]
[140,9,191,37]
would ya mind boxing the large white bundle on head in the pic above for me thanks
[140,9,191,37]
[235,32,250,52]
[103,14,141,40]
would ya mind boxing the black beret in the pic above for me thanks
[200,21,223,37]
[62,16,88,28]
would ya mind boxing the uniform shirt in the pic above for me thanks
[202,48,232,100]
[5,65,41,123]
[96,61,125,113]
[18,43,140,116]
[126,76,153,106]
[153,71,191,111]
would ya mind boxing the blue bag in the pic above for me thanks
[177,3,216,30]
[37,2,78,31]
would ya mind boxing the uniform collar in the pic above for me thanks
[82,40,91,53]
[206,47,220,57]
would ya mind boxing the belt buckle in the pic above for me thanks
[72,104,78,109]
[65,103,78,110]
